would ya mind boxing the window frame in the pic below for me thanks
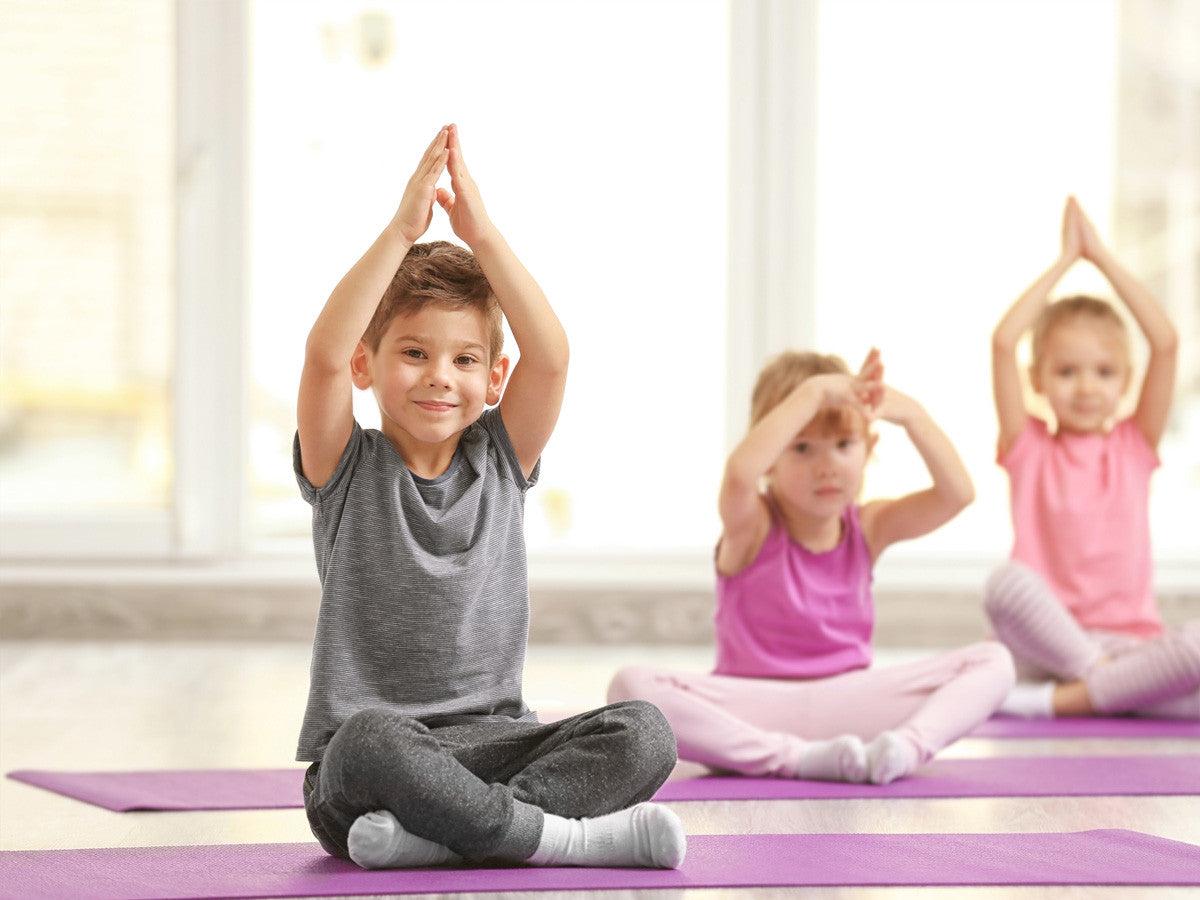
[2,0,1195,599]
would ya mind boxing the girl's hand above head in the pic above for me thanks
[392,126,450,244]
[855,347,885,416]
[1061,195,1084,263]
[436,124,496,248]
[1073,198,1109,264]
[873,384,922,427]
[805,372,876,426]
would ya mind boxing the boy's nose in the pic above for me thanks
[426,359,453,387]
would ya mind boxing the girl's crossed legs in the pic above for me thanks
[607,641,1014,784]
[984,560,1200,719]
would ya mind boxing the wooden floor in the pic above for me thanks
[1,640,1197,899]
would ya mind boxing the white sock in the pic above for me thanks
[347,809,462,869]
[526,803,687,869]
[865,731,920,785]
[999,681,1056,719]
[794,735,868,782]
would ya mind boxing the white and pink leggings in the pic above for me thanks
[984,560,1200,719]
[606,642,1014,777]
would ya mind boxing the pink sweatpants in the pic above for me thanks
[984,560,1200,718]
[606,642,1014,777]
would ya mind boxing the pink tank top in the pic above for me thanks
[1003,417,1162,637]
[714,503,874,679]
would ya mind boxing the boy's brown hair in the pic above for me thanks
[1030,295,1129,372]
[750,350,864,435]
[362,241,504,361]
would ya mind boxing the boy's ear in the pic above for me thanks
[486,353,511,406]
[350,341,373,389]
[867,431,880,456]
[1028,363,1042,394]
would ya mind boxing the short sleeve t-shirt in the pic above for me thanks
[714,503,874,679]
[293,407,539,761]
[1002,417,1162,637]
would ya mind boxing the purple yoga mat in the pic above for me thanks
[9,754,1198,811]
[2,830,1197,899]
[6,768,306,812]
[971,715,1200,739]
[652,753,1200,801]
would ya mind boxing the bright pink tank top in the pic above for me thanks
[714,503,874,679]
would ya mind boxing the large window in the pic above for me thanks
[248,0,730,554]
[1,0,1195,584]
[0,1,173,538]
[816,0,1198,577]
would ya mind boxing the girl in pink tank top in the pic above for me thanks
[609,349,1015,784]
[985,196,1199,721]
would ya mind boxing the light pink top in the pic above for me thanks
[1003,418,1162,637]
[714,502,874,679]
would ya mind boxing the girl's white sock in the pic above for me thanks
[347,809,462,869]
[527,803,686,869]
[794,735,868,782]
[865,731,921,785]
[999,681,1056,719]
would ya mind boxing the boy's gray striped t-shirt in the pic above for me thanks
[293,407,539,762]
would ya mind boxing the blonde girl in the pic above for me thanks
[608,349,1014,784]
[986,196,1199,720]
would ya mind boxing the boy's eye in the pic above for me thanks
[403,348,426,360]
[455,355,478,366]
[793,442,811,453]
[837,438,854,450]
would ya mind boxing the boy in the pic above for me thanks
[294,125,685,870]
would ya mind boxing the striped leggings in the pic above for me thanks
[984,560,1200,718]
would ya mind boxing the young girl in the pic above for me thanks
[985,196,1199,720]
[608,349,1015,784]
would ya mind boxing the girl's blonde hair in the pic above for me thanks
[1029,295,1130,372]
[750,350,864,435]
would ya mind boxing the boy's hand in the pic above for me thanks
[391,127,450,244]
[436,124,495,247]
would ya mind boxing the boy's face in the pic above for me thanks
[1031,319,1130,435]
[352,304,508,460]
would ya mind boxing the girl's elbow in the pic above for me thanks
[947,479,975,514]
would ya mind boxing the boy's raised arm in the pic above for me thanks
[297,128,450,487]
[1076,202,1178,449]
[991,197,1081,458]
[436,125,568,478]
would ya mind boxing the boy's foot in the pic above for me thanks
[347,809,462,869]
[528,803,687,869]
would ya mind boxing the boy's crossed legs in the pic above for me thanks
[303,700,686,870]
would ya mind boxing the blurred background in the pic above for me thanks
[0,0,1196,644]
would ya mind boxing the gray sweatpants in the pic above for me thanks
[302,699,677,862]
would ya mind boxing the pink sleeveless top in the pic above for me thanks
[1003,418,1162,637]
[714,503,874,679]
